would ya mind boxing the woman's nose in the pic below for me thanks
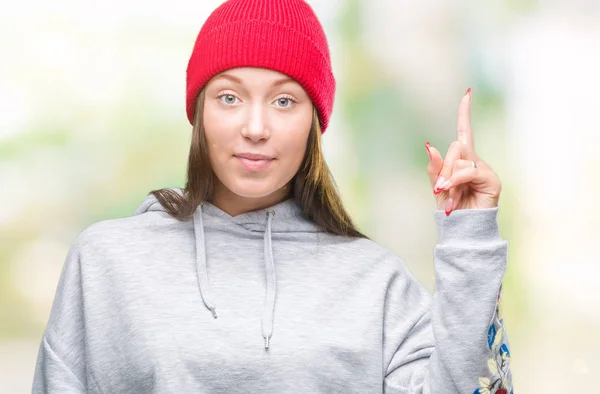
[241,104,270,142]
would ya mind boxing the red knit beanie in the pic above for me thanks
[185,0,335,133]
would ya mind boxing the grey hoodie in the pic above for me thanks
[32,187,514,393]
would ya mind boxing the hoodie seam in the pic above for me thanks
[42,335,86,388]
[203,213,318,233]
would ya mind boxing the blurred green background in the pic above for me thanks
[1,0,599,391]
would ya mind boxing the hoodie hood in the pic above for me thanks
[134,187,321,350]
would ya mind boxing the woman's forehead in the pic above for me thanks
[210,67,301,88]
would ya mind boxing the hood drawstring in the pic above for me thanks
[262,209,276,350]
[194,202,218,319]
[192,203,278,350]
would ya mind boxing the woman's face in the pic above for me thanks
[203,67,313,201]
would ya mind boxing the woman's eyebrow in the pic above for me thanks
[271,77,295,87]
[213,74,243,84]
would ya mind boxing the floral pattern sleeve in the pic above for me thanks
[474,284,514,394]
[383,207,515,394]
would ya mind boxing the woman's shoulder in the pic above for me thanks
[317,232,409,274]
[72,209,187,255]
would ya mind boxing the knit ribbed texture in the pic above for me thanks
[186,0,335,132]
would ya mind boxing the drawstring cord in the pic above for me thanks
[193,203,278,349]
[194,202,218,319]
[262,209,276,350]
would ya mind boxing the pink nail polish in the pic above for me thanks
[425,142,432,161]
[445,198,453,216]
[434,176,446,191]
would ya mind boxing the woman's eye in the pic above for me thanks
[220,94,239,105]
[274,97,294,108]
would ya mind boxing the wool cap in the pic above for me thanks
[185,0,335,133]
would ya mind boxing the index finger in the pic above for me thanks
[457,88,474,150]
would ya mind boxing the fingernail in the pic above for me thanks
[465,88,472,101]
[445,198,453,215]
[425,142,432,161]
[434,179,451,194]
[439,179,451,190]
[434,176,446,192]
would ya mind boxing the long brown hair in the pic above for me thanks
[149,89,367,239]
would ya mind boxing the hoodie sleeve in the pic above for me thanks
[383,207,513,394]
[32,237,88,393]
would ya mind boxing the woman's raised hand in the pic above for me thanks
[425,89,502,215]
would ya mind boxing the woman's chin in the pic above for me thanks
[226,178,283,199]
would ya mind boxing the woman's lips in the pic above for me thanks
[234,155,274,171]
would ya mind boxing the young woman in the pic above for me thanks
[33,0,514,393]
